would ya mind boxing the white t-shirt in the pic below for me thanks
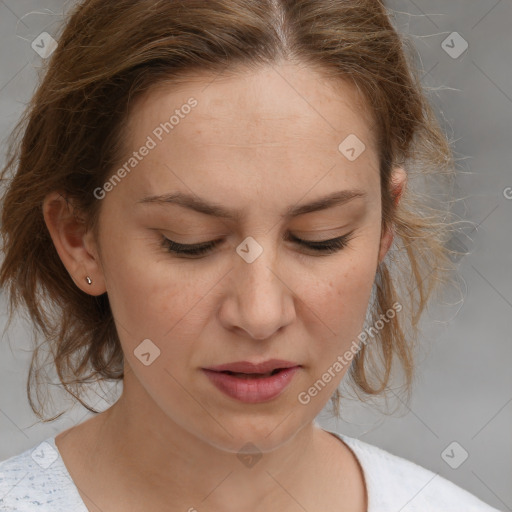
[0,429,502,511]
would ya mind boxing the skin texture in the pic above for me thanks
[43,62,406,512]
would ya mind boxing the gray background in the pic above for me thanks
[0,1,510,510]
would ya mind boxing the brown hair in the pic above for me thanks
[0,0,460,422]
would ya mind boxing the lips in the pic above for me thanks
[203,359,299,375]
[202,362,300,403]
[220,369,283,379]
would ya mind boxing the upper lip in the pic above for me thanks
[203,359,300,374]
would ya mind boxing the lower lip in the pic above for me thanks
[202,367,300,403]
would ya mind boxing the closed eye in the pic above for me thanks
[161,231,355,258]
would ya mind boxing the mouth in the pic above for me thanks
[201,360,301,403]
[203,359,300,375]
[218,368,288,379]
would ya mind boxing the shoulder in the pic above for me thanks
[330,432,502,512]
[0,437,87,512]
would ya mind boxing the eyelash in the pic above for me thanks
[161,232,355,258]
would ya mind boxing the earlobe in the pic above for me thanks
[378,166,407,264]
[391,165,407,207]
[42,191,106,296]
[378,224,394,264]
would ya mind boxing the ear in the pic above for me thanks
[378,166,407,264]
[42,191,106,296]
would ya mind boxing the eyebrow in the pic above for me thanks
[137,189,367,221]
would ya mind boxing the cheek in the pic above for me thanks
[309,237,378,316]
[99,229,214,348]
[327,269,374,334]
[102,256,213,395]
[302,248,378,357]
[109,266,211,342]
[289,253,378,408]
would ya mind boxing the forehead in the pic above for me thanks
[117,63,380,214]
[128,63,377,147]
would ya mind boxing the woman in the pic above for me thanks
[0,1,501,511]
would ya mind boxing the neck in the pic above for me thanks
[90,377,330,511]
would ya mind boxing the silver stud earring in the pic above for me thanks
[85,276,92,285]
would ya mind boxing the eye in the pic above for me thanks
[287,232,355,255]
[161,237,221,257]
[160,232,355,258]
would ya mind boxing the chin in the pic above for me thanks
[193,412,309,455]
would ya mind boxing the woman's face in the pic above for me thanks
[86,63,396,452]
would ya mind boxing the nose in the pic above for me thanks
[218,239,296,340]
